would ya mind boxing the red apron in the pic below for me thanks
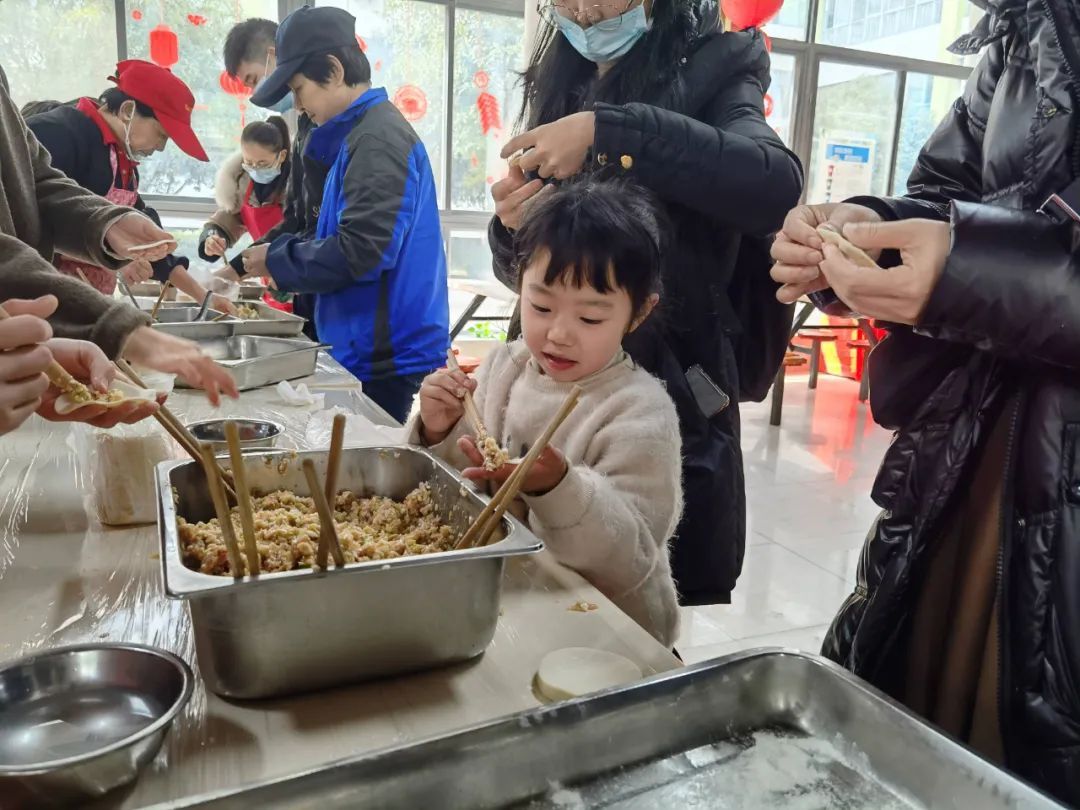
[57,148,139,295]
[239,180,290,312]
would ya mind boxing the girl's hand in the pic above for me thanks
[501,112,596,181]
[459,437,568,496]
[204,234,228,257]
[119,258,154,286]
[770,203,882,304]
[818,219,950,325]
[491,163,551,232]
[417,368,475,445]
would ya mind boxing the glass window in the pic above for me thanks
[767,0,810,41]
[816,0,982,64]
[809,62,899,203]
[321,0,448,205]
[125,0,279,197]
[0,0,118,110]
[766,52,797,146]
[451,9,525,212]
[891,72,965,194]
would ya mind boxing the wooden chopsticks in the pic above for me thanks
[201,443,245,578]
[446,349,486,439]
[115,359,237,501]
[456,385,581,550]
[302,459,345,569]
[324,413,346,506]
[224,421,260,576]
[148,280,172,320]
[0,304,86,394]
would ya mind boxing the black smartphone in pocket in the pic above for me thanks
[685,364,731,419]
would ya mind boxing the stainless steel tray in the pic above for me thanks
[231,301,306,337]
[152,306,237,340]
[177,336,324,391]
[160,650,1065,809]
[158,446,543,699]
[238,283,265,300]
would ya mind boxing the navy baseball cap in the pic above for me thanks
[250,5,357,108]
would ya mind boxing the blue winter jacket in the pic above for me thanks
[267,88,448,380]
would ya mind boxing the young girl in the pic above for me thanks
[198,117,292,311]
[411,177,682,646]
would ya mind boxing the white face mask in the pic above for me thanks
[122,102,154,163]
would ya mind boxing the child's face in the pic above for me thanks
[519,249,653,383]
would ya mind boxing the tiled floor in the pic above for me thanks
[677,372,894,664]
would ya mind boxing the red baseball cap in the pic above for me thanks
[109,60,208,161]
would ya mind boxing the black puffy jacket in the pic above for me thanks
[489,20,802,605]
[822,2,1080,803]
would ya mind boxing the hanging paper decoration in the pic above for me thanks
[356,35,368,52]
[470,153,479,168]
[131,9,143,21]
[374,60,383,72]
[720,0,783,30]
[187,14,208,27]
[393,85,428,122]
[149,24,179,68]
[473,71,490,91]
[476,90,501,135]
[219,70,253,98]
[763,93,774,118]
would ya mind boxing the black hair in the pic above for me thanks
[511,174,665,319]
[241,115,290,153]
[519,0,712,130]
[99,88,156,119]
[224,18,278,77]
[299,45,371,87]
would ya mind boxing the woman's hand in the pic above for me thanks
[491,163,552,232]
[770,203,883,304]
[36,338,161,428]
[0,298,55,435]
[203,234,228,257]
[818,219,951,325]
[105,214,176,261]
[459,437,568,496]
[210,294,239,317]
[242,243,271,278]
[417,368,475,445]
[501,112,596,181]
[119,258,154,286]
[121,327,238,405]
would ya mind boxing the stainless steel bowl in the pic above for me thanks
[186,418,284,451]
[0,643,193,806]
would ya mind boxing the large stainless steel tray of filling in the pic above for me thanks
[230,301,307,337]
[177,336,324,391]
[237,283,265,300]
[160,650,1065,809]
[158,446,543,699]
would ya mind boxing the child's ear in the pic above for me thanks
[628,293,660,334]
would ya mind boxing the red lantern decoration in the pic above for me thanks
[720,0,783,30]
[762,30,772,52]
[149,24,179,68]
[392,85,428,123]
[219,71,253,98]
[131,9,143,21]
[763,93,774,118]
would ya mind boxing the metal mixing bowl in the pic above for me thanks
[186,418,284,452]
[0,643,193,806]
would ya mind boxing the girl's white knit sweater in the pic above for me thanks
[406,341,683,647]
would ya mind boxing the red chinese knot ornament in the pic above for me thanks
[393,85,428,122]
[720,0,783,30]
[149,24,179,68]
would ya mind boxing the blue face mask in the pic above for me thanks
[244,164,282,184]
[553,4,651,64]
